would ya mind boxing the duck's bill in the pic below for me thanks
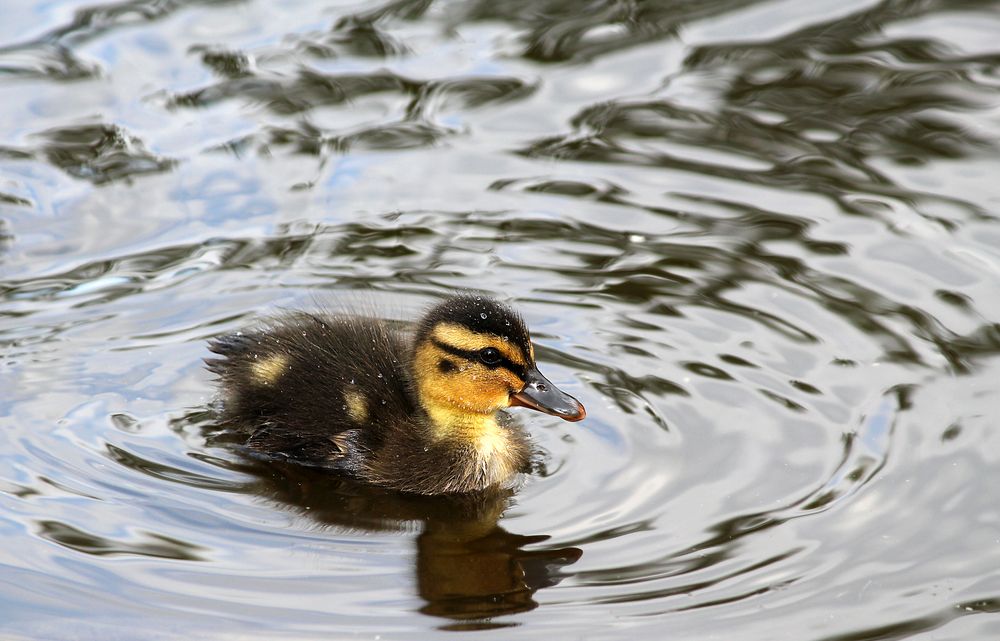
[511,366,586,422]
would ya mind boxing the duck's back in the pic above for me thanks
[206,312,416,469]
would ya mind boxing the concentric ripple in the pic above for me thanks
[2,0,1000,640]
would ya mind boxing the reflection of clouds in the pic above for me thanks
[1,0,999,636]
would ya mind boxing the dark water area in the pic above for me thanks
[3,0,1000,639]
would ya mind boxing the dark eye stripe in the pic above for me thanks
[431,339,527,380]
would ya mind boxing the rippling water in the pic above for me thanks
[3,0,1000,639]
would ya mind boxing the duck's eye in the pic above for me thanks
[479,347,502,365]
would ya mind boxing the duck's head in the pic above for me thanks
[412,295,586,427]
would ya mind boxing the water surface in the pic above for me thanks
[3,0,1000,639]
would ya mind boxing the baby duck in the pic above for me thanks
[206,295,585,495]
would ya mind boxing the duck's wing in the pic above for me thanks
[206,312,415,465]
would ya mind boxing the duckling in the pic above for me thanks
[206,295,585,495]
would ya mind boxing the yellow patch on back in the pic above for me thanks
[250,353,289,385]
[432,323,526,366]
[344,390,368,424]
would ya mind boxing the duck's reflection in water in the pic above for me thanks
[237,458,582,626]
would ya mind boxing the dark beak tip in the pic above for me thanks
[552,398,586,422]
[563,403,587,422]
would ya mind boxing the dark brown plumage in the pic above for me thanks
[206,295,585,495]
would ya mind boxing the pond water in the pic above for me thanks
[3,0,1000,639]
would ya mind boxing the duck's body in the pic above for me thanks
[206,296,584,495]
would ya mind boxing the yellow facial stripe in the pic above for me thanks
[344,390,368,423]
[250,353,289,385]
[413,339,522,416]
[431,323,527,366]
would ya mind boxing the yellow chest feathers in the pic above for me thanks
[425,406,521,486]
[472,422,519,484]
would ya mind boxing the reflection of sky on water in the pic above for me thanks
[2,0,1000,638]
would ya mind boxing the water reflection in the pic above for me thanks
[36,519,205,560]
[4,0,1000,638]
[232,457,581,626]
